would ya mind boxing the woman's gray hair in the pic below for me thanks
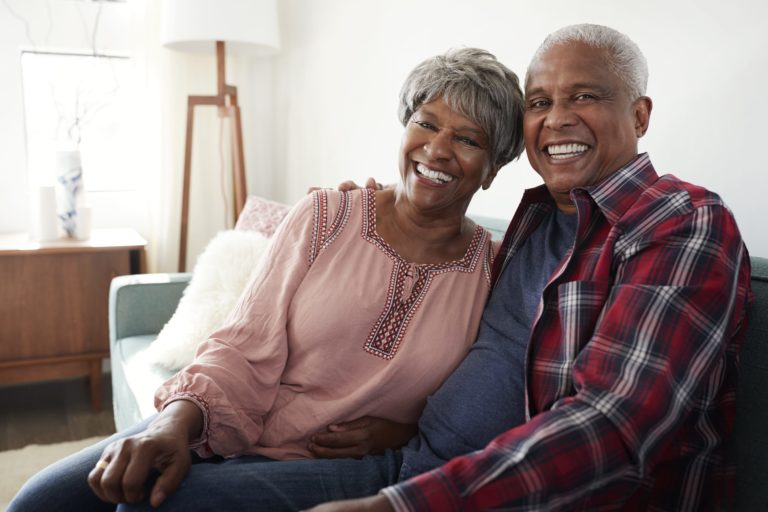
[398,47,525,169]
[528,24,648,99]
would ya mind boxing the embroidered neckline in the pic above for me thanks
[360,188,487,274]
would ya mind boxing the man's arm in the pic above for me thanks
[378,202,750,510]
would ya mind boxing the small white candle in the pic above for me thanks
[37,185,59,241]
[75,206,92,240]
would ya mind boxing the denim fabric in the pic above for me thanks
[8,417,402,512]
[8,418,154,512]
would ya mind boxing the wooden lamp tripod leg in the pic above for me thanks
[178,100,196,273]
[178,41,248,272]
[229,103,247,225]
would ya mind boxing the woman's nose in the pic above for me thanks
[424,130,453,160]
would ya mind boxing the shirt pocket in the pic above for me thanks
[552,280,611,396]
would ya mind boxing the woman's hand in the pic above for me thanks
[87,400,203,507]
[306,494,394,512]
[308,416,417,459]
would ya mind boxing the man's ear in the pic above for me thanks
[481,166,499,190]
[634,96,653,138]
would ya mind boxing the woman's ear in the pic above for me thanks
[481,166,499,190]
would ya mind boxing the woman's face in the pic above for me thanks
[398,98,496,217]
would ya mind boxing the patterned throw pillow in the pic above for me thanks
[235,195,291,237]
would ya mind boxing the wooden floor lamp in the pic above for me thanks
[177,41,247,272]
[160,0,280,272]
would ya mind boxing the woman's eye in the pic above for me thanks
[457,136,480,148]
[414,120,436,130]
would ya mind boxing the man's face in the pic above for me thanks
[523,42,651,213]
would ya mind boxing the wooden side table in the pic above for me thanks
[0,228,147,411]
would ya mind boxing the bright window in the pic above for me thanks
[20,50,135,191]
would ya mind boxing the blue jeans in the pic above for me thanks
[8,417,403,512]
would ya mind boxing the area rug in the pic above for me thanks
[0,436,106,510]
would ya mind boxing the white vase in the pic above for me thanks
[36,185,59,241]
[55,149,85,238]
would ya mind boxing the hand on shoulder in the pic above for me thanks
[306,177,384,194]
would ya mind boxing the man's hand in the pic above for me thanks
[88,400,202,507]
[308,416,417,459]
[306,494,395,512]
[306,178,382,194]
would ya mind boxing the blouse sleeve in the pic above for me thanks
[154,191,324,457]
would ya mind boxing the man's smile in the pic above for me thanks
[545,143,590,160]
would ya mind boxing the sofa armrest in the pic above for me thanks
[109,273,192,345]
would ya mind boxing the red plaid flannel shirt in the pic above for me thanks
[382,154,752,511]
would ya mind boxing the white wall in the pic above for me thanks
[2,0,766,264]
[271,0,768,256]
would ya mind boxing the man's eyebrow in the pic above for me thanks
[567,82,615,95]
[525,82,614,97]
[524,86,547,97]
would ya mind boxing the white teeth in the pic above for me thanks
[547,143,589,159]
[416,163,454,184]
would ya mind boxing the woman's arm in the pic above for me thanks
[154,192,321,457]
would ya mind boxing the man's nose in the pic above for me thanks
[544,102,578,130]
[424,130,453,160]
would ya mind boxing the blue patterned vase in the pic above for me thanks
[55,149,84,238]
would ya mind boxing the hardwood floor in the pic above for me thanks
[0,376,116,451]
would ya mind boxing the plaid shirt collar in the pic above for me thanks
[521,152,657,225]
[492,153,657,285]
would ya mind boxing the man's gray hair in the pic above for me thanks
[529,24,649,99]
[399,47,525,169]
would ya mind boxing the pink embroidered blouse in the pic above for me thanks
[155,189,495,460]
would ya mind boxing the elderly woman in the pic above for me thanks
[9,47,524,512]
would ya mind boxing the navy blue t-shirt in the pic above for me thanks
[399,208,577,480]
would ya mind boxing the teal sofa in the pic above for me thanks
[108,255,768,510]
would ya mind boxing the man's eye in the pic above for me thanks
[527,99,550,110]
[575,93,596,101]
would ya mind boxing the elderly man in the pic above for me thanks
[309,23,752,511]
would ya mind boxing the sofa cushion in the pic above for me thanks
[118,335,177,422]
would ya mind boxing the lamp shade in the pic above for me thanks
[161,0,280,57]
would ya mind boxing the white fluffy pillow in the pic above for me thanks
[144,230,272,370]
